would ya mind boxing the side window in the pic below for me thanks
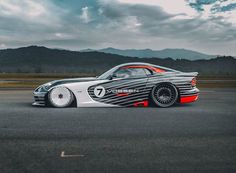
[129,68,147,77]
[113,68,147,78]
[113,69,131,78]
[143,68,152,75]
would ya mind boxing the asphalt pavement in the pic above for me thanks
[0,89,236,173]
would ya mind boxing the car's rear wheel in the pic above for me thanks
[151,83,178,108]
[48,87,74,108]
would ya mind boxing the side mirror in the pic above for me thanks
[112,73,118,78]
[108,73,117,80]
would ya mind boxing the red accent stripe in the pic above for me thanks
[116,93,129,97]
[134,100,149,107]
[122,65,165,73]
[180,95,198,103]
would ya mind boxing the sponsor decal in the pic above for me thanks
[107,89,139,94]
[94,86,140,98]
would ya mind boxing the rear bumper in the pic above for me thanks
[180,87,199,103]
[180,94,198,103]
[32,91,47,106]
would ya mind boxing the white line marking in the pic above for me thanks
[60,151,84,158]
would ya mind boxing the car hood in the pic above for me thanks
[34,77,98,92]
[49,77,97,87]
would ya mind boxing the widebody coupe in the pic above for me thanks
[33,62,199,108]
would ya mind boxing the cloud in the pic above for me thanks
[0,0,235,55]
[0,0,60,25]
[186,0,236,24]
[0,0,66,47]
[80,6,92,23]
[99,0,235,41]
[187,0,236,12]
[118,0,198,17]
[94,0,236,54]
[0,43,6,49]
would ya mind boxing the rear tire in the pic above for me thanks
[151,83,178,108]
[48,87,74,108]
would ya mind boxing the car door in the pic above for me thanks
[89,67,150,107]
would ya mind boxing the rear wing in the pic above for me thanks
[184,72,198,76]
[174,72,198,77]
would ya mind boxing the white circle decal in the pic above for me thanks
[94,86,106,98]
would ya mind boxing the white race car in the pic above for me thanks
[33,62,199,108]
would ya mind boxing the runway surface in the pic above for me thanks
[0,89,236,173]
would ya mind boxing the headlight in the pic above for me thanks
[34,82,53,92]
[42,82,52,91]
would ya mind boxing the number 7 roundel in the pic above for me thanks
[94,86,106,98]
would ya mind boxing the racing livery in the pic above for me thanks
[33,62,199,108]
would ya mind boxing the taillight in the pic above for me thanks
[191,77,196,87]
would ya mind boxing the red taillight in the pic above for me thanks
[191,77,196,87]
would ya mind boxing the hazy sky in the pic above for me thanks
[0,0,236,55]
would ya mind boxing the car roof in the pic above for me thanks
[115,62,179,72]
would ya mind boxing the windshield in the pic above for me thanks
[97,66,119,80]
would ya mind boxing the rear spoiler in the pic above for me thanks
[187,72,198,76]
[175,72,198,77]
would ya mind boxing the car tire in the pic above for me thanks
[151,83,178,108]
[48,87,74,108]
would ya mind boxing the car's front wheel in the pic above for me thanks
[48,87,74,108]
[151,83,178,108]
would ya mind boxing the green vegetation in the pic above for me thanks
[0,46,236,75]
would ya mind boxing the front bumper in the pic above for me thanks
[32,91,47,106]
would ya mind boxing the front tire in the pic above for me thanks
[48,87,74,108]
[151,83,178,108]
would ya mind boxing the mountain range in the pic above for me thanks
[82,47,216,60]
[0,46,235,75]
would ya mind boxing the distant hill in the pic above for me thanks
[82,47,216,60]
[0,46,235,75]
